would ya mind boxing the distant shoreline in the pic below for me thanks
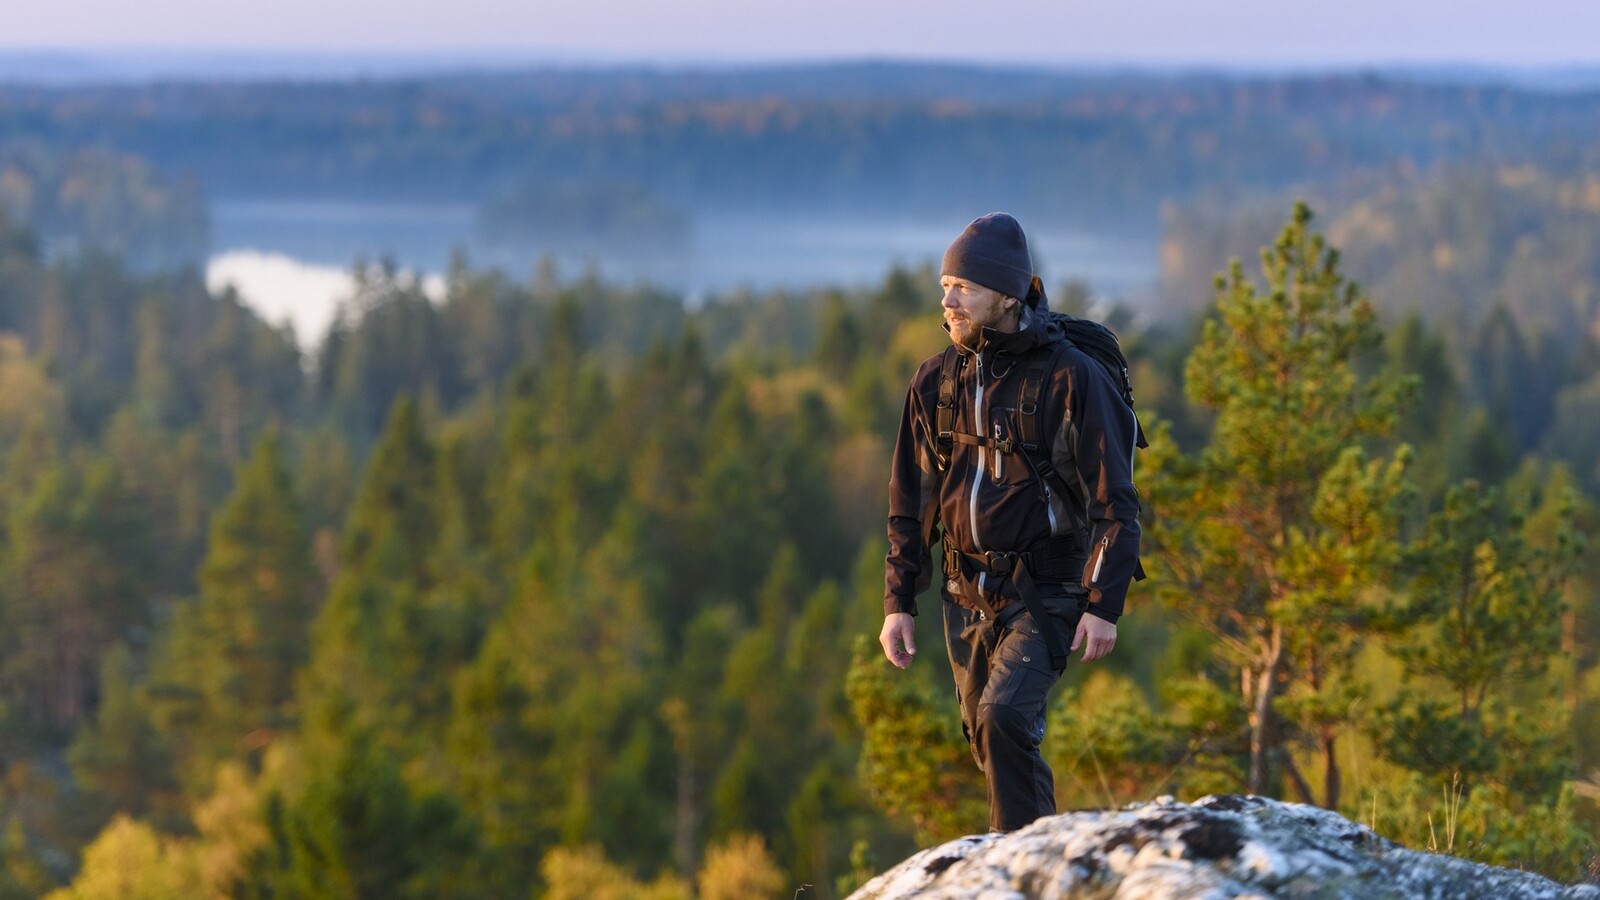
[3,52,1599,90]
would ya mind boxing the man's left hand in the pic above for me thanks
[1071,614,1117,662]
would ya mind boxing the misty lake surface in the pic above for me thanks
[209,199,1159,346]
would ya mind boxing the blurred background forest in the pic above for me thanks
[0,61,1598,897]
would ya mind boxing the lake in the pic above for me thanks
[206,199,1159,351]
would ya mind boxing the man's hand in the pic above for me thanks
[879,613,916,669]
[1072,614,1117,662]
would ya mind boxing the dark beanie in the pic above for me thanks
[941,212,1034,304]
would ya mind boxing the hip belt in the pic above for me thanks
[942,534,1087,670]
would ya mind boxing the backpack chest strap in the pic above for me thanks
[944,430,1018,454]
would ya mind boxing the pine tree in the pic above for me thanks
[1375,480,1576,799]
[1144,203,1414,806]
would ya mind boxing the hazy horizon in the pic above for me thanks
[4,50,1600,86]
[6,0,1600,74]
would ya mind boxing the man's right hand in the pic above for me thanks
[879,612,916,669]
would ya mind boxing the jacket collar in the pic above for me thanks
[944,305,1053,358]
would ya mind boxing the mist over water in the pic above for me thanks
[209,199,1160,350]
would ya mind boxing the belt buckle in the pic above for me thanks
[985,551,1012,575]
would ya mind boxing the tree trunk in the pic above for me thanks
[674,744,696,876]
[1564,605,1579,714]
[1322,729,1341,810]
[1282,749,1315,805]
[661,696,697,876]
[1248,624,1284,795]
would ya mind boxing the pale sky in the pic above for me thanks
[6,0,1600,68]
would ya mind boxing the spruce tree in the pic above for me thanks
[300,397,448,753]
[145,430,317,785]
[241,732,482,899]
[0,453,150,734]
[67,645,181,829]
[444,507,668,881]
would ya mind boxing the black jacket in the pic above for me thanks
[884,309,1142,623]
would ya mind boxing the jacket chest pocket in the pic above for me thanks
[987,406,1036,486]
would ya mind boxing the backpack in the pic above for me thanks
[1039,311,1148,450]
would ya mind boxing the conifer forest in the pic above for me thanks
[0,65,1597,897]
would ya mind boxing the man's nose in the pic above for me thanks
[941,289,958,309]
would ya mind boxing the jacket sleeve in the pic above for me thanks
[1065,355,1142,623]
[884,365,940,617]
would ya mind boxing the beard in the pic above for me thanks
[946,314,982,348]
[945,294,1007,348]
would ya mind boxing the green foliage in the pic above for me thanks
[1546,371,1600,494]
[844,636,984,845]
[1045,670,1186,809]
[538,845,690,900]
[696,833,788,900]
[67,646,181,831]
[1373,480,1578,799]
[0,199,1597,895]
[1146,203,1415,806]
[1365,776,1598,885]
[300,397,480,755]
[0,336,65,447]
[318,266,463,437]
[0,817,55,900]
[443,508,670,881]
[43,815,202,900]
[143,431,317,788]
[0,144,207,271]
[242,733,484,899]
[1166,167,1600,492]
[834,839,877,899]
[0,450,155,736]
[13,71,1600,243]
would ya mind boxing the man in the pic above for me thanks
[878,212,1142,833]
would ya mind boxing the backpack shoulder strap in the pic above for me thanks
[934,345,960,472]
[1015,341,1085,527]
[1016,342,1057,454]
[920,346,963,550]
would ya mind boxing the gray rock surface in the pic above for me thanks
[848,794,1598,899]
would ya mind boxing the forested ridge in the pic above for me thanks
[7,66,1600,260]
[0,196,1595,897]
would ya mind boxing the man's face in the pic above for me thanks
[940,275,1013,348]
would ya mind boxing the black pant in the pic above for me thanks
[941,587,1084,832]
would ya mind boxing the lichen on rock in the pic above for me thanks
[848,795,1600,899]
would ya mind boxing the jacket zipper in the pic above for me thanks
[967,351,987,556]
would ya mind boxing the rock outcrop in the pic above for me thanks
[848,794,1598,899]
